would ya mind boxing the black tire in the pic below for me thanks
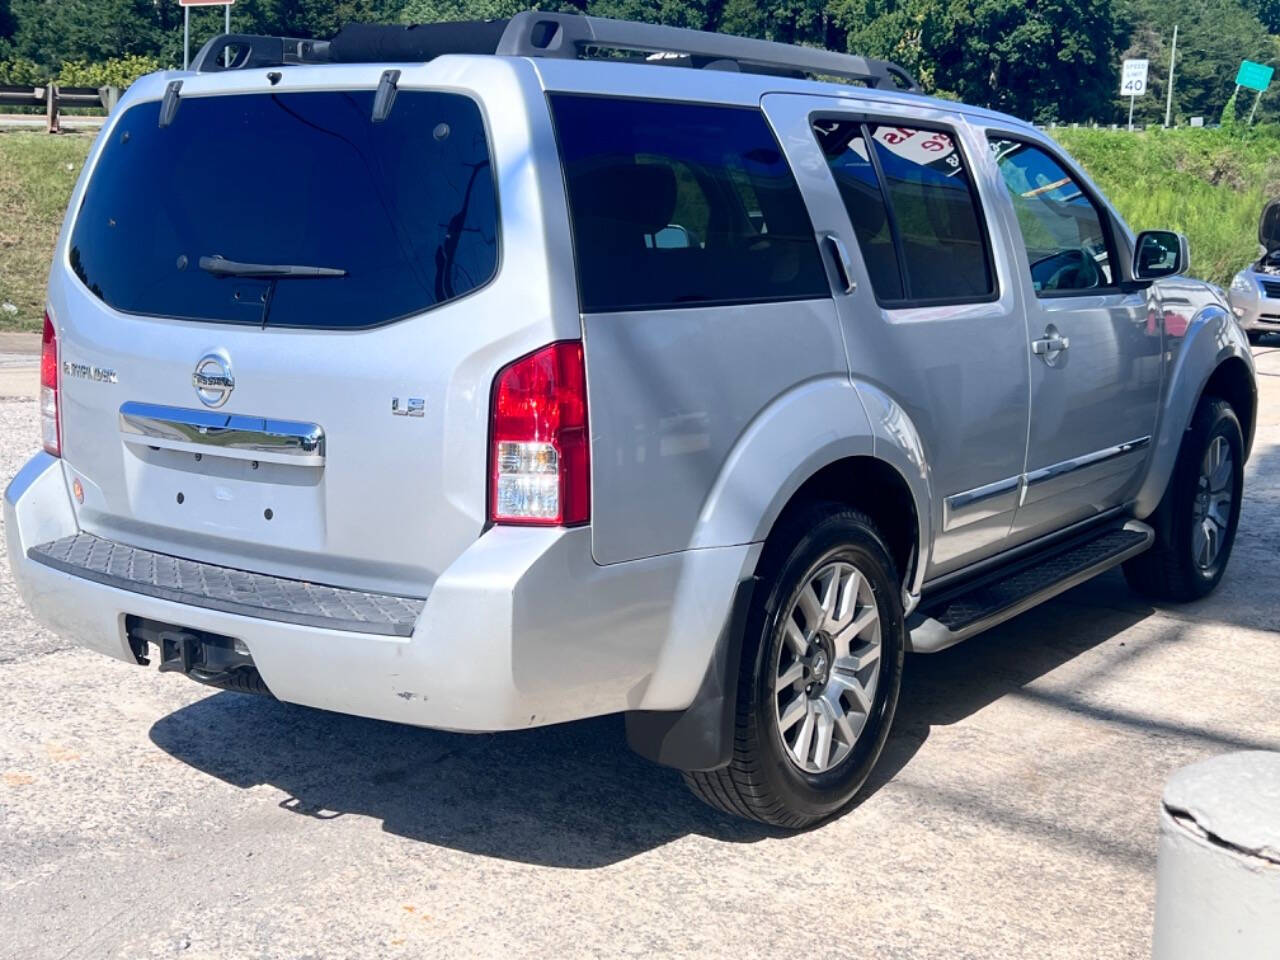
[1246,330,1263,345]
[683,504,905,828]
[1123,397,1244,601]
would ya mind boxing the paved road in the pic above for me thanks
[0,114,105,130]
[2,342,1278,959]
[0,332,40,400]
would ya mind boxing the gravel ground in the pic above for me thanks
[1,344,1278,960]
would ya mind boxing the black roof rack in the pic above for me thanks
[191,34,332,73]
[190,11,921,91]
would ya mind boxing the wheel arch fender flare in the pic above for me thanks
[687,375,932,594]
[1135,303,1257,519]
[629,379,933,772]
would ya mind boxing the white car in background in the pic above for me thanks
[1229,199,1280,341]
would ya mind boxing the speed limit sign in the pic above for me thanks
[1121,59,1149,96]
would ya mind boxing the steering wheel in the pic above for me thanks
[1032,246,1101,292]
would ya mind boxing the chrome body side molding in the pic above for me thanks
[942,436,1150,534]
[942,475,1020,533]
[119,402,325,466]
[1021,436,1152,501]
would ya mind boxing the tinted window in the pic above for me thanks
[816,121,993,303]
[989,138,1113,294]
[70,91,497,328]
[551,95,828,312]
[813,121,903,300]
[869,125,994,301]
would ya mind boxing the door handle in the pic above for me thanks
[1031,332,1070,355]
[823,234,857,294]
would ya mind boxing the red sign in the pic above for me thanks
[179,0,235,6]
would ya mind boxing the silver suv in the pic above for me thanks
[4,13,1256,827]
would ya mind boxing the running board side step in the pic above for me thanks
[908,520,1154,653]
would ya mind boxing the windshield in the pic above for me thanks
[69,89,498,329]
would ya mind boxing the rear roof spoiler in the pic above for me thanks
[189,11,921,92]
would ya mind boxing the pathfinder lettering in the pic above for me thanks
[62,361,118,384]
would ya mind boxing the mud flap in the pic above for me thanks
[624,577,756,772]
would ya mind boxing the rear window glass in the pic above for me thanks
[550,95,828,313]
[70,90,497,329]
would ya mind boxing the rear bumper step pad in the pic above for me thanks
[28,533,424,637]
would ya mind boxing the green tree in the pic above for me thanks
[10,0,176,66]
[5,0,1277,129]
[1221,87,1239,127]
[1247,0,1280,31]
[717,0,843,47]
[833,0,944,90]
[182,0,410,58]
[1117,0,1276,125]
[401,0,535,21]
[929,0,1125,123]
[0,0,15,58]
[586,0,712,30]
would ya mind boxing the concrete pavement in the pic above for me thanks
[0,115,105,130]
[0,332,39,401]
[1,343,1278,959]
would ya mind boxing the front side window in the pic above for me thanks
[814,120,994,304]
[551,95,828,313]
[989,137,1114,294]
[70,90,498,329]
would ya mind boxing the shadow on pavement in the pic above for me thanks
[148,571,1165,866]
[150,692,784,867]
[136,340,1279,867]
[869,576,1155,786]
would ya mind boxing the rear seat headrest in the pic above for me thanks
[572,161,678,236]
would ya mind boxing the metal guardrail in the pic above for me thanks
[0,84,119,133]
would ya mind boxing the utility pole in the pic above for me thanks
[1164,24,1178,127]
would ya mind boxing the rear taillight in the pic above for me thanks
[489,341,589,526]
[40,311,59,457]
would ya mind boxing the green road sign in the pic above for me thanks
[1236,60,1274,93]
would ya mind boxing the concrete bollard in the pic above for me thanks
[1153,752,1280,959]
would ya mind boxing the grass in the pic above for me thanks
[0,124,1276,332]
[1054,126,1280,288]
[0,131,93,332]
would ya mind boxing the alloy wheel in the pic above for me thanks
[773,559,881,774]
[1191,434,1235,571]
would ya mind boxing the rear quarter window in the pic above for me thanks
[69,90,498,329]
[550,94,829,313]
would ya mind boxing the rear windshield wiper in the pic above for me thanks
[198,255,347,279]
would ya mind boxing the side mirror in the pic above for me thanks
[1133,230,1190,281]
[651,224,692,250]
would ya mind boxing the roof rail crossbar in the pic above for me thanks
[495,12,921,91]
[185,12,920,92]
[191,34,331,73]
